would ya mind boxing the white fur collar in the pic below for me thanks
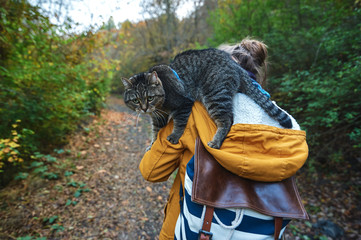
[232,93,300,130]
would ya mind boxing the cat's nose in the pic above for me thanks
[141,104,148,112]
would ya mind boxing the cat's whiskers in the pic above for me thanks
[153,110,168,126]
[135,113,141,127]
[151,111,162,126]
[155,108,169,115]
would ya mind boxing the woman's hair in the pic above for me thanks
[218,37,268,86]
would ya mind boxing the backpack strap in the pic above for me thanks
[199,206,214,240]
[274,217,283,240]
[199,207,284,240]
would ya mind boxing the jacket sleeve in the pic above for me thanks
[139,121,185,182]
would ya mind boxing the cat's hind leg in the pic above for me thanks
[207,117,233,149]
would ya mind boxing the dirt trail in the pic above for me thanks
[0,96,172,240]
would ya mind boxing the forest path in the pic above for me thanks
[0,96,171,240]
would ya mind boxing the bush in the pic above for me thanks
[209,0,361,168]
[0,0,115,180]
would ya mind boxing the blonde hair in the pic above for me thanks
[218,37,268,86]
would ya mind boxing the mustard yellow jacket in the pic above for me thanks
[139,101,308,240]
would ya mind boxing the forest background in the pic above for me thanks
[0,0,360,238]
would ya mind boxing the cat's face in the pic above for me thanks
[122,71,165,113]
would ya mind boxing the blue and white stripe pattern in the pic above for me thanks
[174,157,290,240]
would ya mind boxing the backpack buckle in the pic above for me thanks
[198,229,213,240]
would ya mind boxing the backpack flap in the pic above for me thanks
[192,138,309,220]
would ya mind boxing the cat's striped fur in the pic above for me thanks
[122,48,292,149]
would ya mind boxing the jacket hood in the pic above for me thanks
[191,101,308,181]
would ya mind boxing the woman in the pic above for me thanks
[139,38,308,239]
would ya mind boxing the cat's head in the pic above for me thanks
[122,71,165,113]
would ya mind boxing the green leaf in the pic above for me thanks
[319,236,329,240]
[51,224,64,232]
[54,148,65,154]
[44,155,57,163]
[16,236,32,240]
[48,215,58,224]
[305,221,312,228]
[65,199,72,206]
[64,171,73,177]
[33,166,48,174]
[74,190,82,198]
[67,180,78,187]
[29,161,43,168]
[43,172,58,180]
[14,172,29,180]
[16,236,33,240]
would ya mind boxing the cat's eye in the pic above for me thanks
[132,99,140,104]
[147,96,154,101]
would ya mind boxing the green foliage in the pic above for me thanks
[210,0,361,168]
[64,171,73,177]
[51,224,64,232]
[24,153,59,180]
[0,0,117,180]
[17,237,46,240]
[43,215,58,224]
[65,178,90,206]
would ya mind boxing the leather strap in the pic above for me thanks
[274,217,283,240]
[199,206,214,240]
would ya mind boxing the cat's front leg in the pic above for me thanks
[167,104,193,144]
[149,112,169,149]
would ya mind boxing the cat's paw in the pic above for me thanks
[167,134,180,144]
[207,140,221,149]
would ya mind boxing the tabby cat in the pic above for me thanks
[122,48,292,149]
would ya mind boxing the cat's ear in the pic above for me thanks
[121,77,134,89]
[149,71,162,86]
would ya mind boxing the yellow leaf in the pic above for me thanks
[3,147,10,153]
[9,142,20,148]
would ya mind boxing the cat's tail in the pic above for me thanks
[242,74,293,129]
